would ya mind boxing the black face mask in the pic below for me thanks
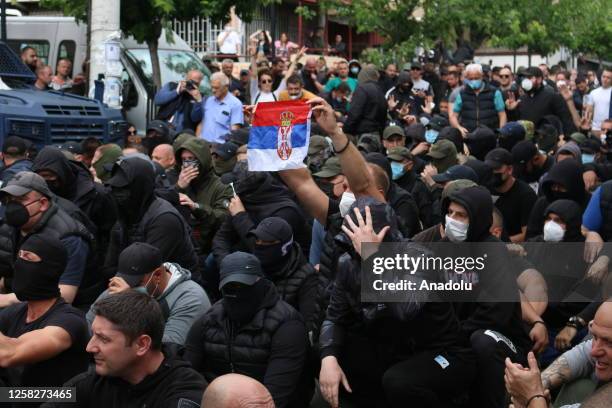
[4,201,36,228]
[549,190,573,202]
[491,172,506,188]
[253,242,290,277]
[142,136,166,156]
[13,257,61,301]
[111,188,131,209]
[45,179,64,197]
[317,180,339,200]
[222,279,269,324]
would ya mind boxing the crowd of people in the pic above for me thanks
[0,45,611,408]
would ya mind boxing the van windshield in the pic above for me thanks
[125,49,210,93]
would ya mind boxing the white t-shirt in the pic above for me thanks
[588,86,611,130]
[218,30,241,54]
[412,78,433,95]
[249,78,286,105]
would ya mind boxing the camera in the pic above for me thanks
[185,80,197,91]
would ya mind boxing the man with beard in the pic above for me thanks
[485,148,537,243]
[511,140,555,192]
[173,137,232,257]
[20,46,38,73]
[104,156,199,283]
[517,67,576,135]
[185,252,312,408]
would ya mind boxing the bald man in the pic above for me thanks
[201,374,275,408]
[152,144,176,170]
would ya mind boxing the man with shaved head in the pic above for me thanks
[201,374,275,408]
[301,57,323,94]
[151,144,176,171]
[505,301,612,407]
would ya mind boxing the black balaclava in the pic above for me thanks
[142,121,172,156]
[32,146,77,199]
[109,157,156,224]
[541,159,585,204]
[438,127,464,154]
[252,217,294,278]
[13,232,67,301]
[222,279,270,325]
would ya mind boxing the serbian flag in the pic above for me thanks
[247,100,312,171]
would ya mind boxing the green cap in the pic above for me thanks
[313,156,342,178]
[383,125,405,140]
[387,146,412,162]
[308,135,329,155]
[427,139,457,159]
[569,132,587,145]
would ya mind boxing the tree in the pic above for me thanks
[41,0,277,90]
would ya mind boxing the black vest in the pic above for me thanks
[599,181,612,241]
[200,287,303,381]
[459,84,499,131]
[119,198,199,278]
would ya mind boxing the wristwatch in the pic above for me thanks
[566,316,586,329]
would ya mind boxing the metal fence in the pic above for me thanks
[172,5,300,59]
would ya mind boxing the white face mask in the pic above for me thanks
[445,215,469,242]
[339,191,356,217]
[289,93,302,100]
[543,220,565,242]
[521,78,533,92]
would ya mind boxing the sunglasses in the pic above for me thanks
[410,67,421,71]
[260,79,272,84]
[127,129,137,135]
[499,75,511,78]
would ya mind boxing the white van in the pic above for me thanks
[7,16,211,134]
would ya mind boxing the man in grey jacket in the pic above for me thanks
[86,242,210,345]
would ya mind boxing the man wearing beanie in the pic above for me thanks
[0,232,89,392]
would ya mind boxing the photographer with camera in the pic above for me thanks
[154,70,205,133]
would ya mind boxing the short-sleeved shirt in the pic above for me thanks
[587,86,611,130]
[199,93,244,144]
[217,31,241,54]
[0,299,90,388]
[324,77,358,93]
[453,86,505,113]
[582,186,602,232]
[492,179,538,236]
[412,78,433,95]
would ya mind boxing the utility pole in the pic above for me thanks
[89,0,120,94]
[1,0,7,43]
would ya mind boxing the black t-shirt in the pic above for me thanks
[0,299,90,388]
[493,179,537,236]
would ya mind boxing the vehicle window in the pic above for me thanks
[125,49,211,94]
[7,40,50,65]
[57,40,76,76]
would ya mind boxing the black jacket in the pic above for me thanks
[518,86,576,135]
[343,81,387,136]
[442,186,531,349]
[32,147,116,263]
[458,84,499,131]
[526,159,590,239]
[104,158,199,283]
[185,282,311,408]
[42,346,206,408]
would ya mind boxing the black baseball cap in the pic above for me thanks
[57,141,83,155]
[432,165,478,184]
[115,242,163,287]
[428,115,449,131]
[214,142,239,161]
[484,148,513,169]
[511,140,538,164]
[2,136,29,156]
[146,120,170,138]
[219,251,265,289]
[228,128,250,146]
[250,217,293,247]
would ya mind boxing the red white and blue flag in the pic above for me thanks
[247,101,312,171]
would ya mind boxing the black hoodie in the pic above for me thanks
[441,186,530,349]
[526,159,590,239]
[526,199,592,328]
[32,147,117,260]
[43,346,206,408]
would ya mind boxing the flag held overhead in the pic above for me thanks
[248,101,312,171]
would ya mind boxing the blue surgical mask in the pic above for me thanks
[466,79,482,90]
[391,161,406,180]
[582,154,595,164]
[350,67,360,75]
[425,129,439,144]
